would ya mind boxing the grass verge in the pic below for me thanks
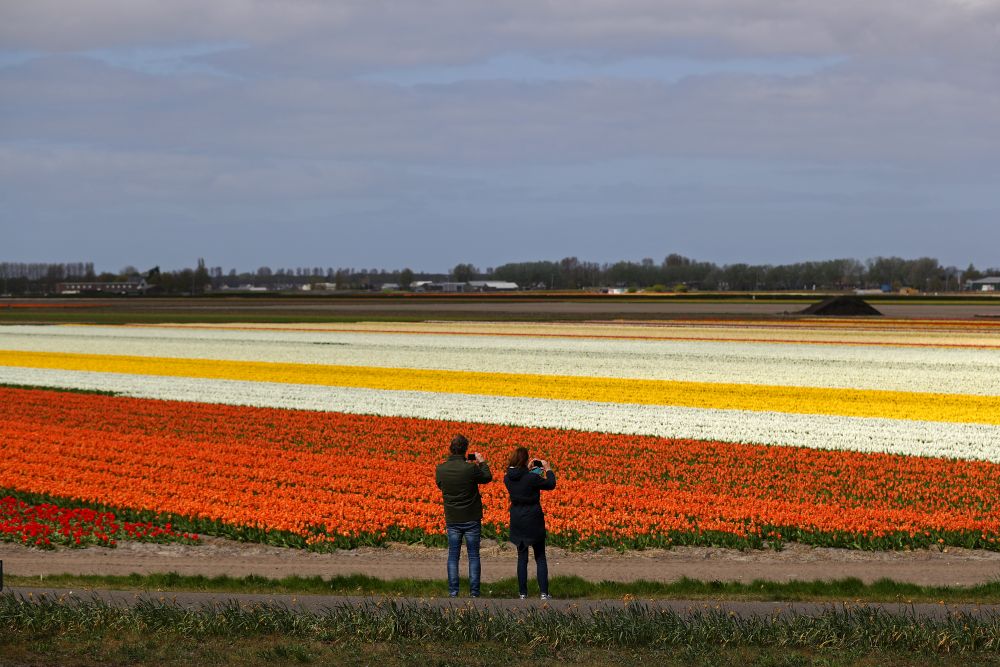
[4,636,994,667]
[2,593,1000,666]
[8,572,1000,604]
[0,635,994,667]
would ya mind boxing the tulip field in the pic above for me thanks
[1,318,1000,550]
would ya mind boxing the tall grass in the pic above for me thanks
[12,572,1000,604]
[3,593,1000,654]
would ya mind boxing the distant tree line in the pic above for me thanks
[489,255,995,292]
[205,265,448,292]
[0,260,450,295]
[2,256,998,296]
[0,262,96,294]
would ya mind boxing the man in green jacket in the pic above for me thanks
[435,434,492,597]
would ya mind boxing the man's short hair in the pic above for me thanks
[450,434,469,455]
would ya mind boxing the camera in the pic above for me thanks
[467,453,478,461]
[530,459,543,469]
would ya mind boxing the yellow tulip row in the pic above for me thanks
[126,319,1000,348]
[2,348,998,426]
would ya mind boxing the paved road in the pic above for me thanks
[5,587,1000,620]
[6,539,1000,587]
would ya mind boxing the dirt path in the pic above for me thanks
[4,538,1000,586]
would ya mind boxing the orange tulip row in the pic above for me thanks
[1,386,998,549]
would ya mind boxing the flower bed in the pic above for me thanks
[1,387,998,551]
[0,495,199,548]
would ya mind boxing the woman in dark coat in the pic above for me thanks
[504,446,556,599]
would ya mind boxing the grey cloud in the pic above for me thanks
[3,55,998,166]
[2,0,998,270]
[3,1,998,66]
[0,143,417,204]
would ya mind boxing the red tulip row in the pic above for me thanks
[0,495,199,549]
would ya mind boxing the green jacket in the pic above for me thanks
[435,455,493,524]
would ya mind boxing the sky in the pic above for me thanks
[1,1,999,273]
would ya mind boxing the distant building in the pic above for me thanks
[468,281,519,292]
[414,281,518,293]
[966,276,1000,292]
[56,279,150,295]
[418,282,470,293]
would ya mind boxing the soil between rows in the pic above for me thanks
[4,537,1000,586]
[5,296,1000,322]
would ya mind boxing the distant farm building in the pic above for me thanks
[56,279,150,295]
[416,281,519,293]
[468,281,519,292]
[418,282,470,293]
[966,277,1000,292]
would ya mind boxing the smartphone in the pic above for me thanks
[531,460,542,468]
[467,453,477,461]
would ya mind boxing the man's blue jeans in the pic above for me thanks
[446,521,482,597]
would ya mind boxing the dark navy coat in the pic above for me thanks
[504,466,556,546]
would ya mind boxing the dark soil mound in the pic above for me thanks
[799,295,882,316]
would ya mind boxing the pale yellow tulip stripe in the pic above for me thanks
[2,348,1000,426]
[121,321,1000,349]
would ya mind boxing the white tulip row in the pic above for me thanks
[3,324,1000,396]
[4,365,999,463]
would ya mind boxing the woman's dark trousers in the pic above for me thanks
[516,540,548,596]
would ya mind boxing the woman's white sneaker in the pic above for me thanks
[540,593,552,600]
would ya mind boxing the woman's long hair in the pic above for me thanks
[508,446,529,469]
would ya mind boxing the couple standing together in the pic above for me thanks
[435,434,556,599]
